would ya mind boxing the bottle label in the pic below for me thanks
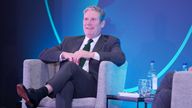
[152,77,157,90]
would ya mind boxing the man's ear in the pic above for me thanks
[101,20,105,28]
[189,66,192,72]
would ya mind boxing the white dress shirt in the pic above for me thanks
[60,35,101,72]
[79,35,101,72]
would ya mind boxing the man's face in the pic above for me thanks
[83,10,105,38]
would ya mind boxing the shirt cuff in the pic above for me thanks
[93,52,100,61]
[59,53,66,62]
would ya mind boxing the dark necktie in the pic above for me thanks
[79,39,93,67]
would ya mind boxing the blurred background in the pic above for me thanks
[0,0,191,107]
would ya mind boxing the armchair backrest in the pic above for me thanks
[171,72,192,108]
[23,59,59,88]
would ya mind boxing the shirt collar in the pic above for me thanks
[85,34,101,43]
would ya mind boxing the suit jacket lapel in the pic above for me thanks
[71,36,84,52]
[93,35,107,52]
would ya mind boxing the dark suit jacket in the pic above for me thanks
[39,34,125,80]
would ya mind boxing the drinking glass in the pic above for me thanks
[138,79,152,97]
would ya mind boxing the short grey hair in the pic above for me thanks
[83,6,105,21]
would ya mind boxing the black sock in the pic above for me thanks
[26,86,49,107]
[36,86,49,99]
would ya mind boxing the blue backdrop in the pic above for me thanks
[19,0,192,107]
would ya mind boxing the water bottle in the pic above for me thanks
[182,63,188,71]
[147,60,158,95]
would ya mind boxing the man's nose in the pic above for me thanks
[86,21,92,25]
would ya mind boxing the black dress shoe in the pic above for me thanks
[16,84,40,108]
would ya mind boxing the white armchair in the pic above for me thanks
[171,72,192,108]
[22,59,128,108]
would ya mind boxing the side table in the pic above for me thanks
[107,95,154,108]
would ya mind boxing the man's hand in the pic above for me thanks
[73,50,95,64]
[61,52,74,62]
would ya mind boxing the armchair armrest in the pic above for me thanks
[95,61,128,108]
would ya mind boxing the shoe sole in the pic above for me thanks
[16,84,34,107]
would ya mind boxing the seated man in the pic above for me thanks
[152,66,192,108]
[16,6,125,108]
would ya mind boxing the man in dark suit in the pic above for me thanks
[16,6,125,108]
[152,66,192,108]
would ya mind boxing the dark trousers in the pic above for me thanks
[47,61,97,108]
[152,72,174,108]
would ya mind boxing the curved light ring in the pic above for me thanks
[125,25,192,92]
[157,25,192,78]
[44,0,99,44]
[45,0,61,43]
